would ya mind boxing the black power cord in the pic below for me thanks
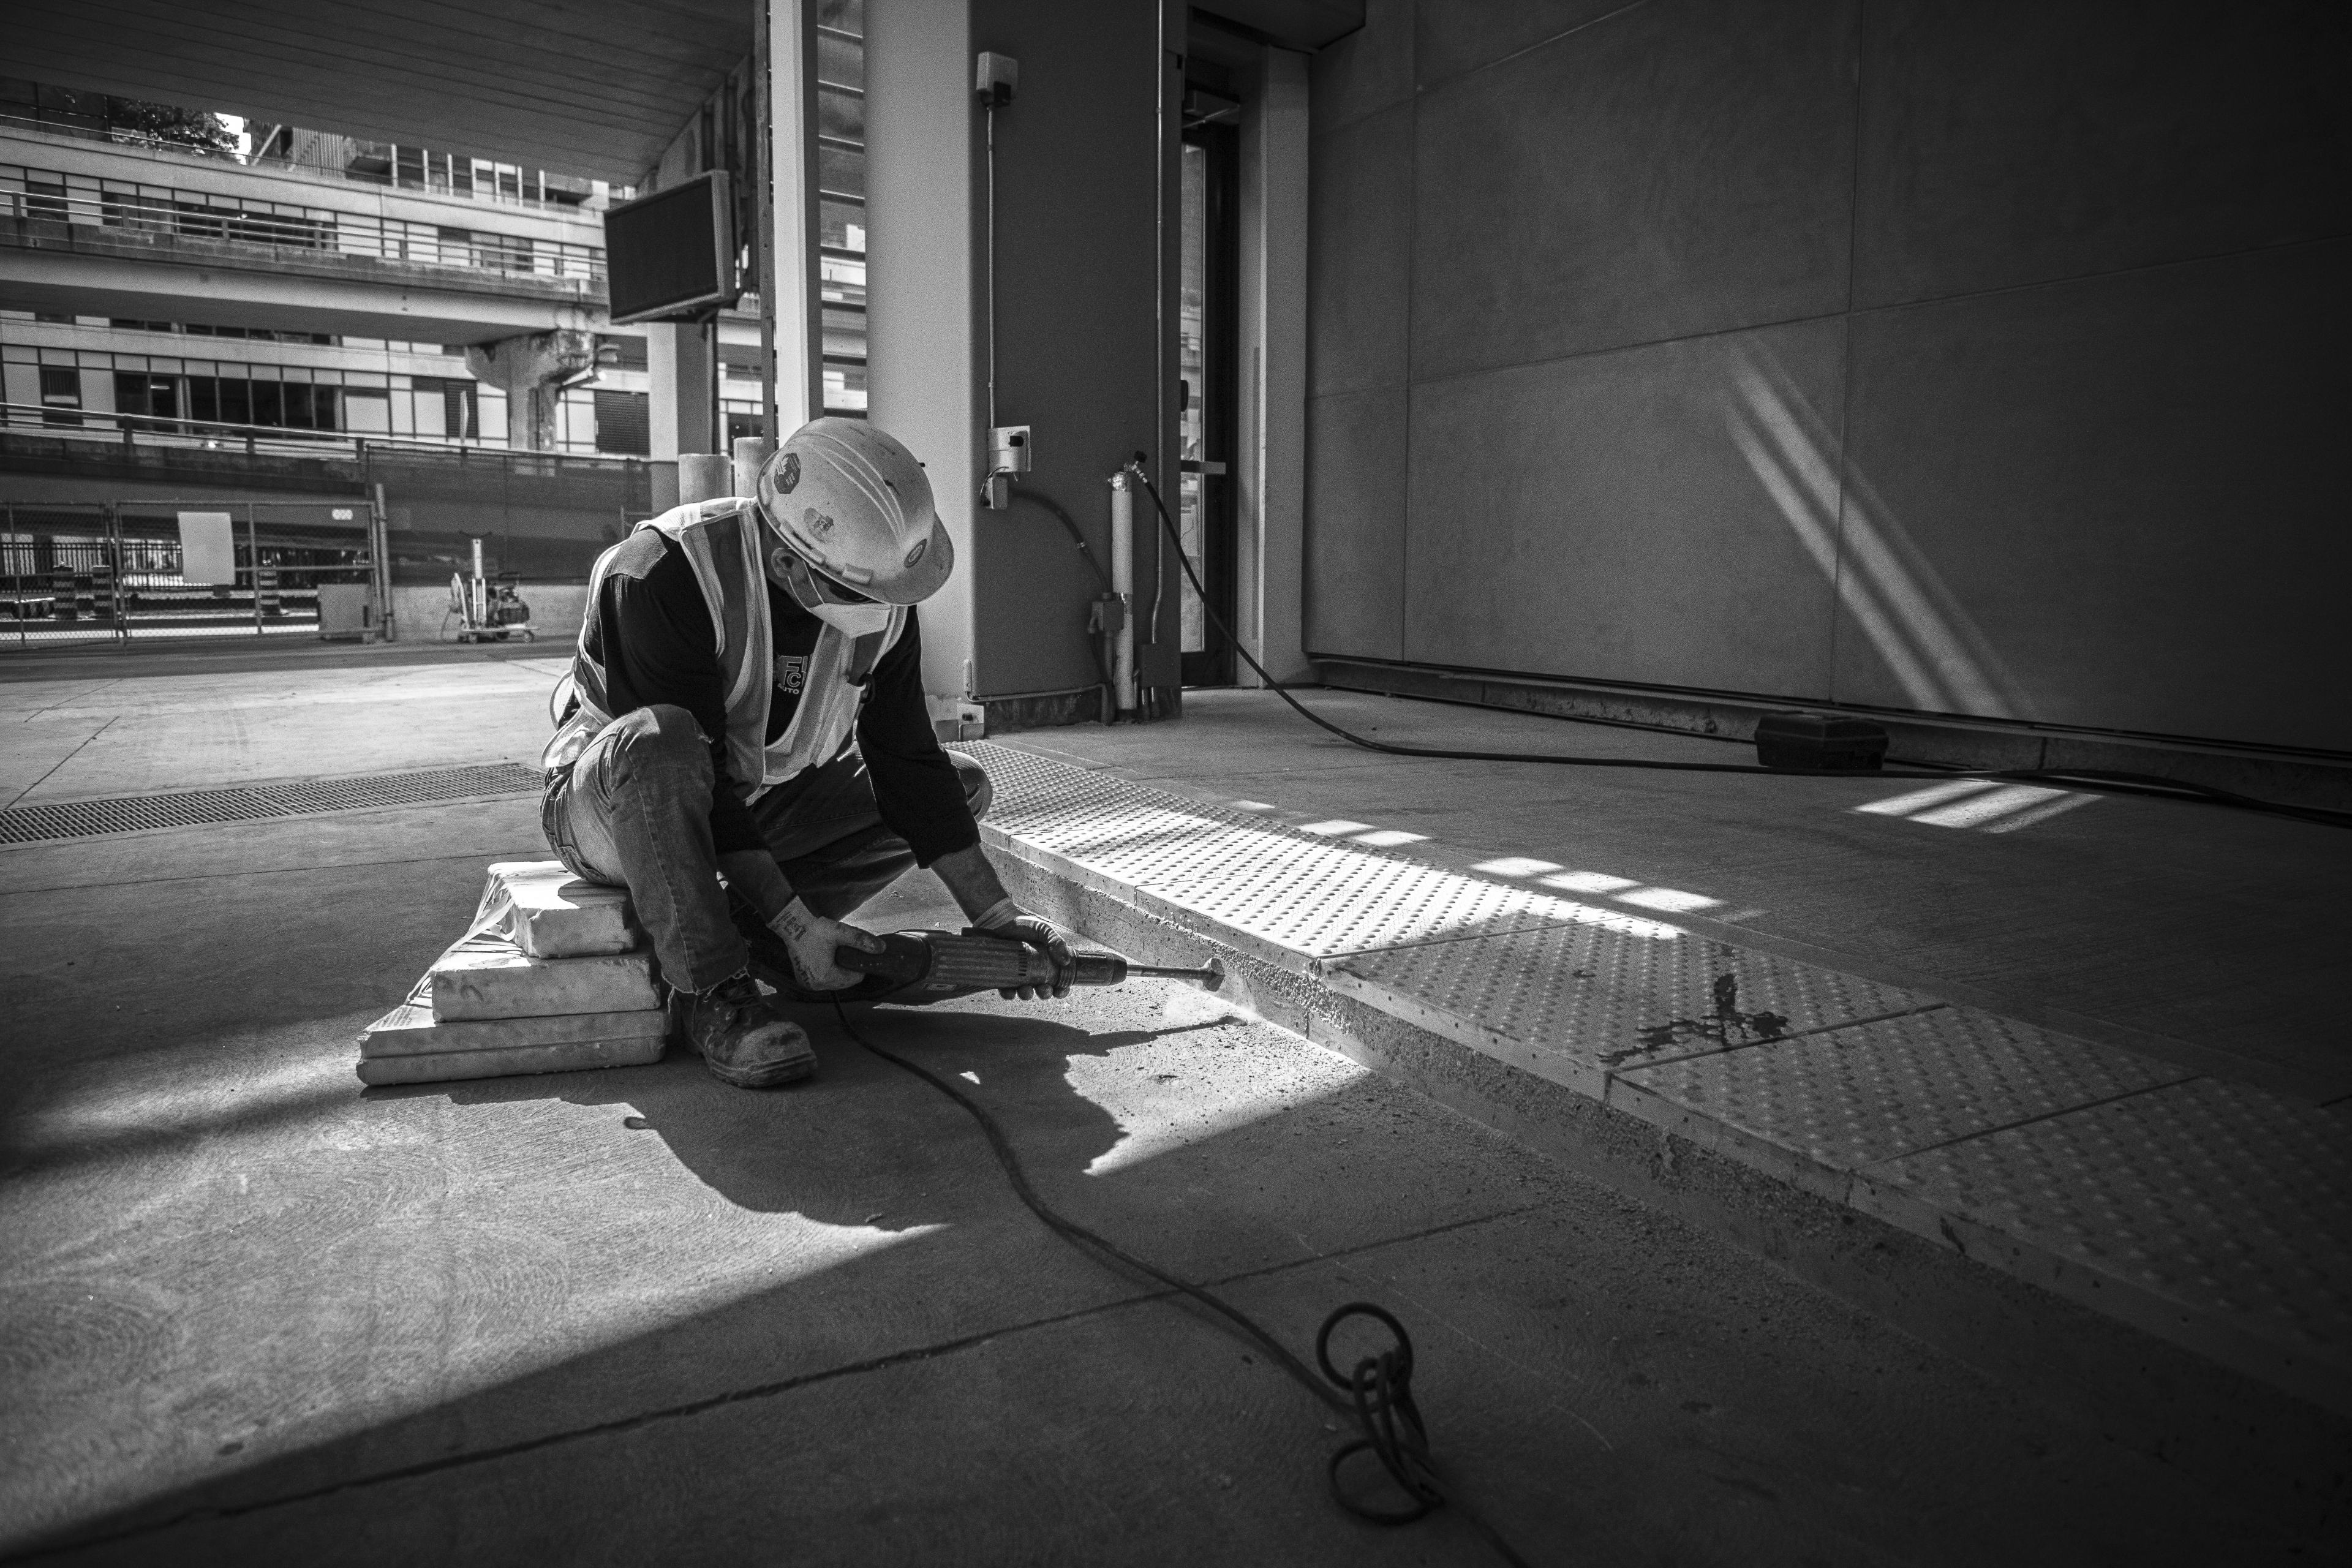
[832,1001,1536,1567]
[1126,468,2350,831]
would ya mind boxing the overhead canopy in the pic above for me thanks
[1193,0,1363,51]
[6,0,750,184]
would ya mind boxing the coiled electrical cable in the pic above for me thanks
[1126,469,2349,830]
[832,1001,1536,1566]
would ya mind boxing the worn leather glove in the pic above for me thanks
[974,899,1074,1000]
[769,898,885,993]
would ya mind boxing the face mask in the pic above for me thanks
[767,541,892,637]
[806,599,893,637]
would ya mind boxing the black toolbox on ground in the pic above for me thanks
[1754,710,1890,771]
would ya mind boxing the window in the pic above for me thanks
[113,371,178,421]
[38,364,80,424]
[344,391,391,434]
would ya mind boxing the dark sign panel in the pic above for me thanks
[604,172,737,323]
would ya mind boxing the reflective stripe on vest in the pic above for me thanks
[542,497,905,790]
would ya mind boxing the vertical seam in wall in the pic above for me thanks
[1396,23,1419,666]
[1828,0,1867,706]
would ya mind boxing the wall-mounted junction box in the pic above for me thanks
[975,52,1018,108]
[991,425,1031,475]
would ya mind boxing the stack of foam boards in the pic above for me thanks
[356,861,667,1087]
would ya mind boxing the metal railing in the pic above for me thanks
[0,399,647,463]
[0,112,589,211]
[0,177,605,284]
[3,398,508,460]
[1,500,381,646]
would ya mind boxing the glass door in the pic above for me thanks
[1178,119,1238,687]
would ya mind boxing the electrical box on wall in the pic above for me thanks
[981,426,1031,511]
[975,52,1018,107]
[991,425,1031,475]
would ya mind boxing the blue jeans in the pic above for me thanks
[542,704,990,993]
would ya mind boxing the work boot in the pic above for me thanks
[673,971,817,1088]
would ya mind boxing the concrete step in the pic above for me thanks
[955,739,2351,1433]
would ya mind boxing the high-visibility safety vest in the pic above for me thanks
[541,497,907,796]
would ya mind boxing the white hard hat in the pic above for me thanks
[755,418,952,605]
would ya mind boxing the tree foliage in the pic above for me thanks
[105,99,236,154]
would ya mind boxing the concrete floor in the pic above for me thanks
[0,647,2335,1562]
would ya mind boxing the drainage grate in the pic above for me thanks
[0,763,546,845]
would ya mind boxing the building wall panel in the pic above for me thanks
[1306,102,1412,399]
[1404,317,1844,696]
[1835,241,2351,750]
[1303,383,1407,659]
[1852,0,2352,310]
[1303,0,2352,753]
[1408,0,1857,382]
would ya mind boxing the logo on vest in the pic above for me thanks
[775,654,810,696]
[777,453,801,493]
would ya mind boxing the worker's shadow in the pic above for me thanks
[434,1002,1226,1229]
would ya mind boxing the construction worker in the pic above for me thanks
[540,419,1073,1088]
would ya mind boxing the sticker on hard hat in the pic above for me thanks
[778,453,801,493]
[903,537,928,568]
[804,507,835,540]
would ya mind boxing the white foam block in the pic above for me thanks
[356,1035,667,1087]
[480,861,639,959]
[359,1001,669,1058]
[428,929,662,1021]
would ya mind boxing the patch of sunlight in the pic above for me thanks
[1539,870,1639,894]
[1076,1003,1364,1179]
[1472,857,1563,877]
[1855,779,2001,816]
[1013,794,1687,955]
[1617,888,1723,914]
[1909,783,2070,829]
[1297,818,1374,835]
[1726,347,2029,719]
[1351,828,1428,847]
[1229,799,1276,812]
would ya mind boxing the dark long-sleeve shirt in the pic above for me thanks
[582,529,978,865]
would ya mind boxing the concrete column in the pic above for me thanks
[1235,45,1311,685]
[767,0,824,435]
[865,0,978,702]
[646,320,715,511]
[464,330,593,452]
[868,0,1171,715]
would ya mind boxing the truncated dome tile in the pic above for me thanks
[1615,1007,2192,1172]
[1866,1077,2352,1358]
[961,741,1672,958]
[1327,922,1932,1072]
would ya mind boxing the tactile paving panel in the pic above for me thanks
[962,742,1645,960]
[1327,921,1934,1075]
[0,763,546,844]
[1615,1007,2192,1172]
[1868,1078,2352,1360]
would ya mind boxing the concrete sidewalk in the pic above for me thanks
[966,690,2351,1422]
[0,654,2343,1561]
